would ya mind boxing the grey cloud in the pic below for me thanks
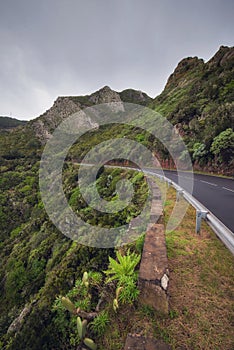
[0,0,233,119]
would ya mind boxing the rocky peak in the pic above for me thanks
[165,56,204,89]
[207,45,234,68]
[119,89,152,105]
[89,85,122,104]
[29,86,153,143]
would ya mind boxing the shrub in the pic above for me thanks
[104,249,141,284]
[89,310,109,337]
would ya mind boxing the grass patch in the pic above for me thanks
[100,180,234,349]
[159,185,234,349]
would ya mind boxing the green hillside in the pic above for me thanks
[150,45,234,173]
[0,116,27,129]
[0,46,233,349]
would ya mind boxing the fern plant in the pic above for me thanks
[104,249,141,309]
[104,249,141,284]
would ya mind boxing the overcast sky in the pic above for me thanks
[0,0,233,120]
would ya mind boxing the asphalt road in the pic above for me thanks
[77,163,234,233]
[149,169,234,233]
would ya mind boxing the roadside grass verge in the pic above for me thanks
[155,184,234,349]
[100,177,234,350]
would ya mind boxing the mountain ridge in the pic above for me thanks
[0,45,233,174]
[28,86,152,142]
[0,116,27,130]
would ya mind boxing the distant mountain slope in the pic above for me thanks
[119,88,152,105]
[0,87,152,164]
[1,47,233,173]
[26,47,233,173]
[0,116,27,129]
[28,86,152,142]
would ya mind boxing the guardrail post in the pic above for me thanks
[196,210,208,234]
[176,189,183,201]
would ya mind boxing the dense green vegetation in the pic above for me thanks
[44,46,234,173]
[0,45,233,349]
[52,248,141,349]
[0,116,27,129]
[0,147,148,349]
[150,46,234,174]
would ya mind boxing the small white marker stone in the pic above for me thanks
[161,274,169,290]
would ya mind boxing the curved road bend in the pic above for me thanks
[76,163,234,233]
[147,170,234,233]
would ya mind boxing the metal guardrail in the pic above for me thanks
[78,163,234,255]
[147,171,234,256]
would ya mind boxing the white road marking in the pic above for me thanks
[222,187,234,193]
[200,180,217,186]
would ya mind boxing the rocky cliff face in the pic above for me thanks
[207,45,234,68]
[29,86,152,143]
[29,97,82,142]
[165,56,204,89]
[163,46,233,92]
[89,85,122,104]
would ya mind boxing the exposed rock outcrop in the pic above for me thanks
[207,45,234,68]
[29,86,151,143]
[165,56,204,89]
[30,97,82,142]
[7,301,36,334]
[89,85,122,104]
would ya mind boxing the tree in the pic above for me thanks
[192,142,208,164]
[210,128,234,164]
